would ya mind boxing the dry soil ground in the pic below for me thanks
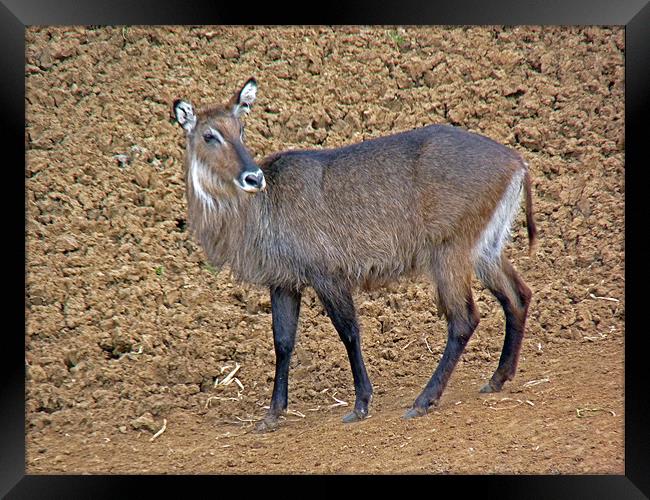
[25,26,624,474]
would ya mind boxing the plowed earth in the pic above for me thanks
[25,26,624,474]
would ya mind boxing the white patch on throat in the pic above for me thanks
[190,156,215,211]
[473,169,524,266]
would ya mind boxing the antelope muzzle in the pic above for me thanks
[236,167,266,193]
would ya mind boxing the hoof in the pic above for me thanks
[479,380,502,393]
[342,409,368,423]
[255,416,280,433]
[403,406,428,420]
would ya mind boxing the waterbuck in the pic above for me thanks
[173,78,537,431]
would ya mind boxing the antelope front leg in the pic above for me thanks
[256,286,301,432]
[313,283,373,423]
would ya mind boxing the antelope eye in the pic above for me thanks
[203,128,225,145]
[203,132,218,144]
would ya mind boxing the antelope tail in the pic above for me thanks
[523,169,538,256]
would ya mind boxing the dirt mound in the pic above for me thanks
[26,26,624,473]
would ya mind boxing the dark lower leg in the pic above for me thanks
[315,285,373,422]
[481,263,532,393]
[405,296,479,418]
[257,286,301,432]
[340,334,374,422]
[480,305,526,392]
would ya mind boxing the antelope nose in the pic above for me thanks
[239,169,266,192]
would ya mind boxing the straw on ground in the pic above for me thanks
[150,419,167,442]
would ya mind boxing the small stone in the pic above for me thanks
[111,330,133,357]
[380,348,398,362]
[54,235,80,253]
[131,412,158,432]
[38,48,53,69]
[133,167,151,188]
[222,46,239,59]
[114,154,130,168]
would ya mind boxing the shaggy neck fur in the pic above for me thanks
[186,155,271,284]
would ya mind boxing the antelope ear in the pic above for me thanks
[232,78,257,117]
[173,99,197,132]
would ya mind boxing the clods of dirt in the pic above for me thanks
[26,26,623,474]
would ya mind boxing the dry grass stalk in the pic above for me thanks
[523,377,550,388]
[576,407,616,418]
[150,419,167,442]
[328,393,348,408]
[483,397,534,411]
[588,293,619,302]
[423,335,434,355]
[214,363,241,388]
[582,332,607,342]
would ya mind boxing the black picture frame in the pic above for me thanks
[4,0,648,497]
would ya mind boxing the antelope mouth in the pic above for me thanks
[235,169,266,193]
